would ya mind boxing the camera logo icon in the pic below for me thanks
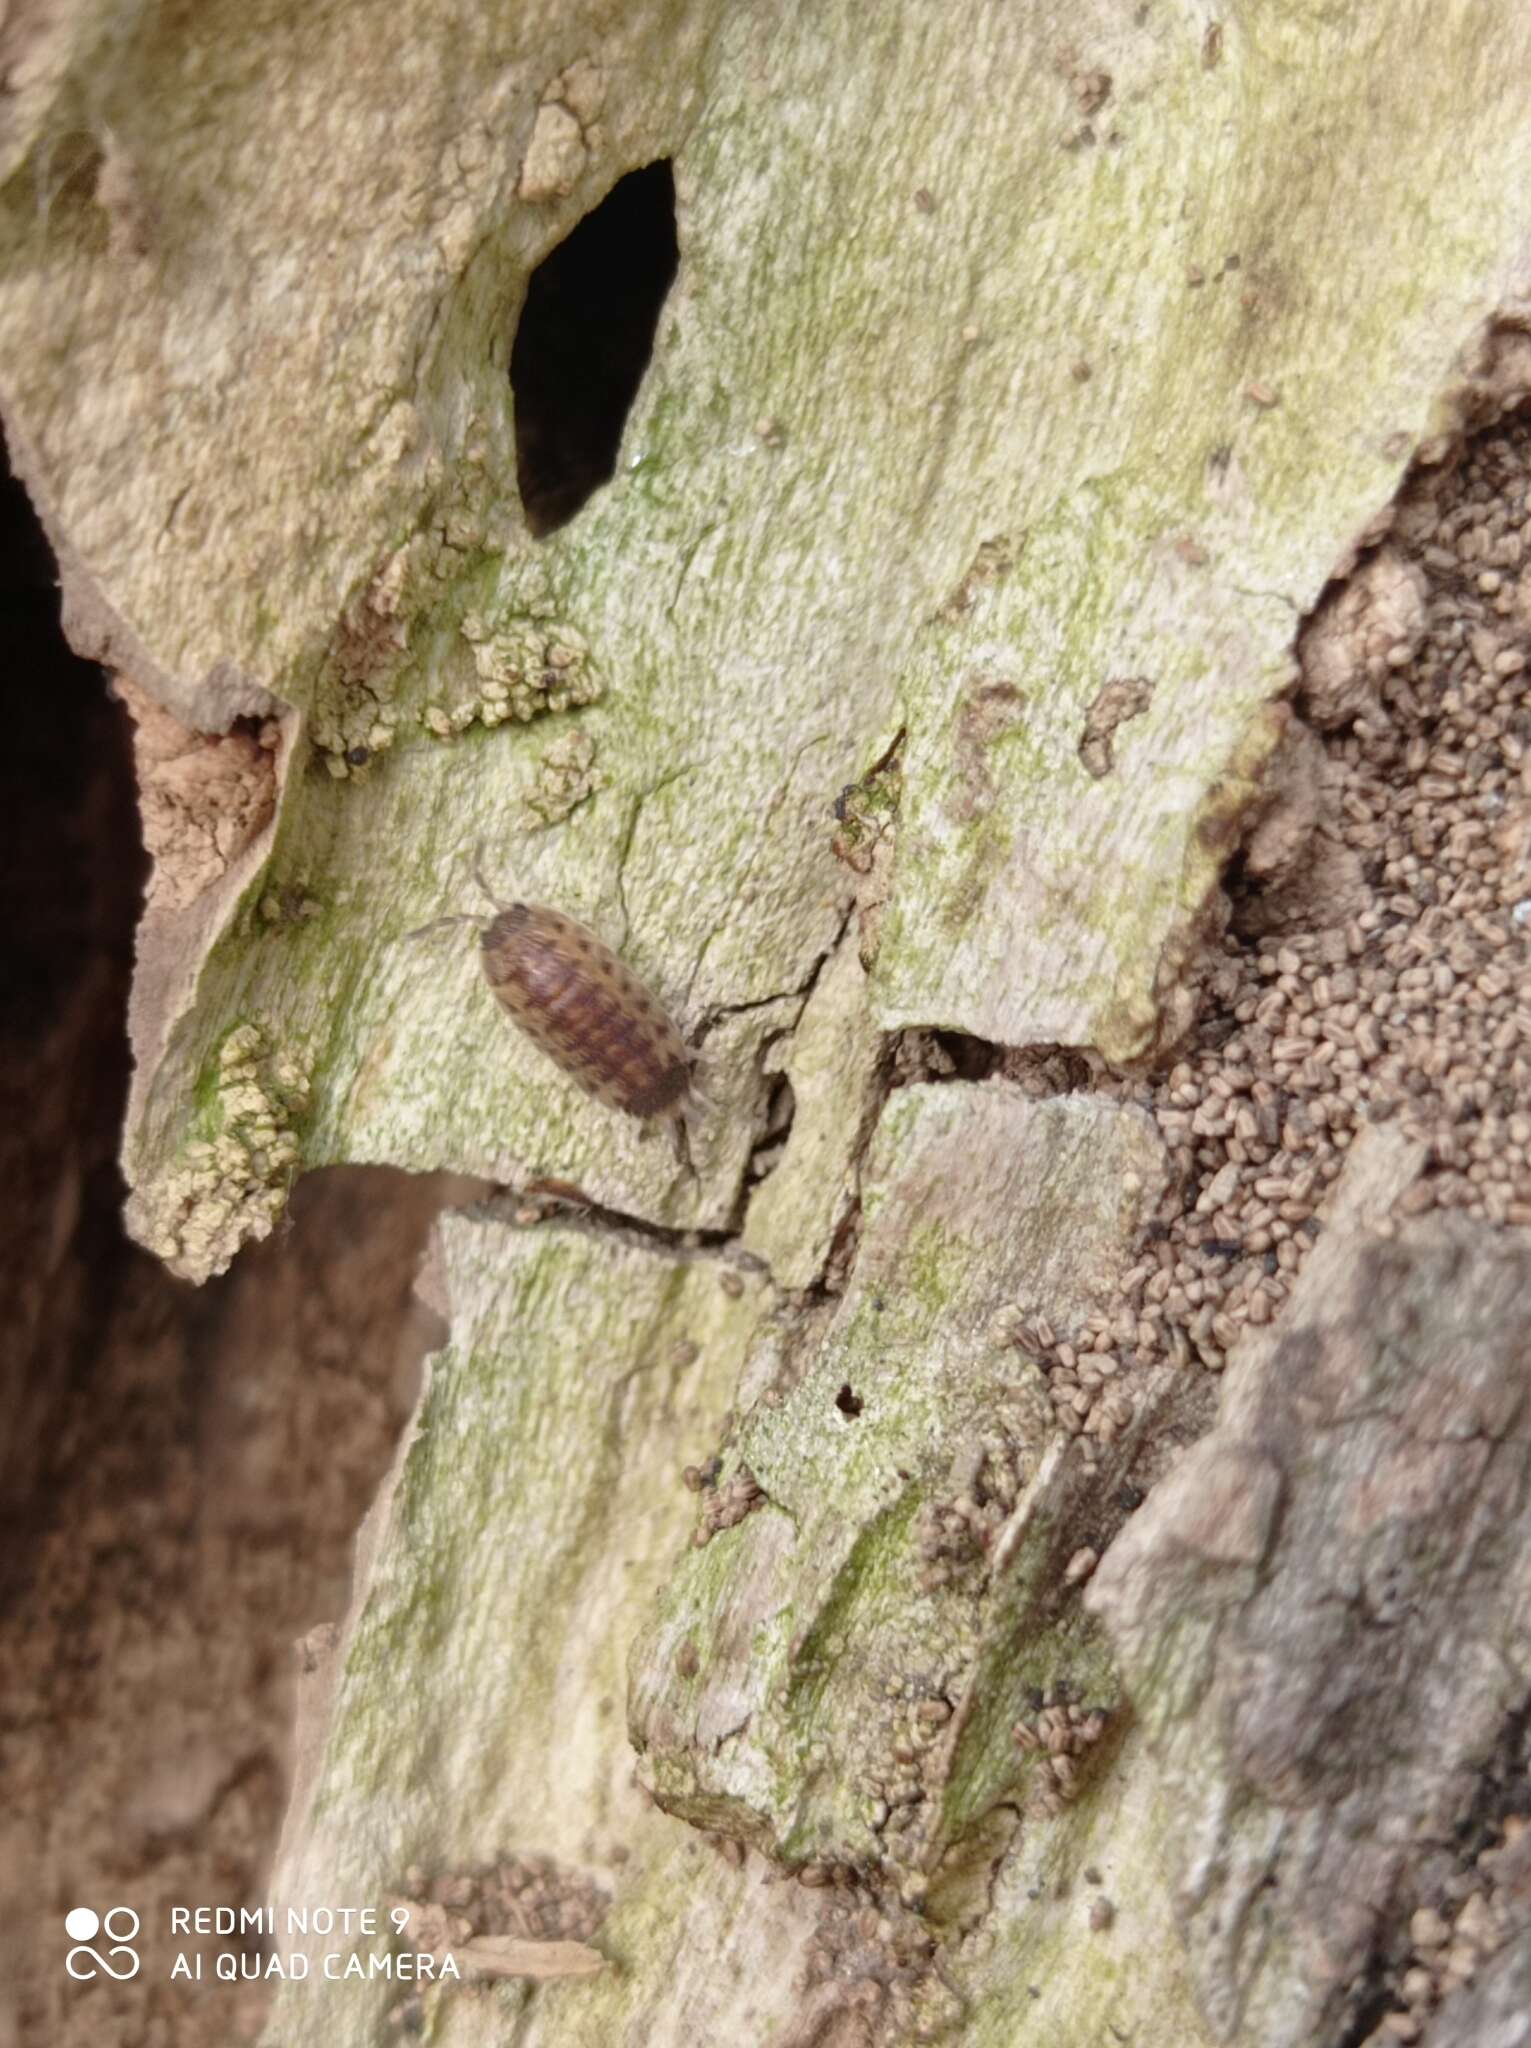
[64,1906,141,1980]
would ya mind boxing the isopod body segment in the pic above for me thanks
[480,903,691,1121]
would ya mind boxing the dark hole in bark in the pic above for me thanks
[836,1383,864,1418]
[512,160,679,537]
[742,1074,795,1194]
[930,1031,1003,1081]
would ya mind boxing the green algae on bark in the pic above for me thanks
[630,1083,1171,1879]
[7,0,1531,2038]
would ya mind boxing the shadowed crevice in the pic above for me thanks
[512,160,679,537]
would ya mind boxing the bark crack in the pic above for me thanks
[693,896,856,1049]
[612,763,700,951]
[473,1184,773,1282]
[680,729,837,1008]
[667,522,720,620]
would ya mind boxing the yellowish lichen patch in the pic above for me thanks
[424,617,600,737]
[133,1023,310,1283]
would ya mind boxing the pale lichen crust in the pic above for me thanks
[132,1023,310,1283]
[424,616,599,736]
[522,727,604,828]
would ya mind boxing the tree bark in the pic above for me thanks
[5,2,1531,2043]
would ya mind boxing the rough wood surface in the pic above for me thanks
[267,1209,841,2045]
[1089,1162,1531,2047]
[3,0,1528,1273]
[7,1,1531,2043]
[631,1083,1171,1868]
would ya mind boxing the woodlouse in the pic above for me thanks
[480,901,691,1122]
[409,872,694,1135]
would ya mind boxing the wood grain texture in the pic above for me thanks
[2,0,1525,1261]
[1089,1151,1531,2047]
[6,0,1531,2041]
